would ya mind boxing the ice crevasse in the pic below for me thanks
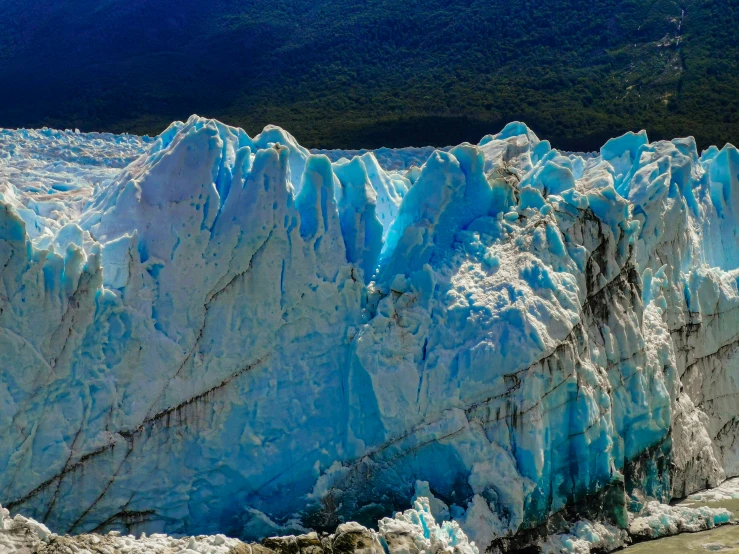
[1,116,739,551]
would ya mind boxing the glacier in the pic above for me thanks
[1,116,739,551]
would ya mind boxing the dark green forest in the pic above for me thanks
[0,0,737,150]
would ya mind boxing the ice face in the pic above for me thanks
[1,115,739,551]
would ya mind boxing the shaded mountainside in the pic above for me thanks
[1,0,739,149]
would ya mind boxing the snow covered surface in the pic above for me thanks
[2,116,739,552]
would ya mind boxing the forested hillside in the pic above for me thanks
[0,0,737,149]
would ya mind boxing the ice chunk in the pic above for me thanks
[629,501,734,539]
[601,130,649,186]
[334,157,384,283]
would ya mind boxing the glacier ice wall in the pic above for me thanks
[1,117,739,550]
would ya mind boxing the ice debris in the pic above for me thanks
[628,501,733,540]
[540,520,628,554]
[379,496,479,554]
[538,502,734,554]
[2,496,732,554]
[0,499,478,554]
